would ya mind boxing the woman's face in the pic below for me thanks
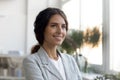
[43,14,67,46]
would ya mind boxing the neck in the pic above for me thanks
[42,44,58,60]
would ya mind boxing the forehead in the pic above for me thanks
[48,14,66,24]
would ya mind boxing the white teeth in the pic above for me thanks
[55,36,61,38]
[54,35,62,37]
[55,36,61,37]
[54,36,62,40]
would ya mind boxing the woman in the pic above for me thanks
[23,7,83,80]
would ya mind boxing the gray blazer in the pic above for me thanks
[23,47,82,80]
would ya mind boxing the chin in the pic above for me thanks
[55,43,62,46]
[54,41,63,46]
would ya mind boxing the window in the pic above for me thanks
[110,0,120,72]
[62,0,102,65]
[62,0,120,73]
[79,0,102,65]
[62,0,80,30]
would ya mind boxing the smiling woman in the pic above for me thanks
[23,7,83,80]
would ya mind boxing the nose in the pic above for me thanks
[57,26,62,34]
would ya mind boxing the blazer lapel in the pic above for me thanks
[37,47,63,80]
[60,53,72,80]
[44,61,63,79]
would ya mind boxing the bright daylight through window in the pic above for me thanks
[62,0,102,65]
[110,0,120,72]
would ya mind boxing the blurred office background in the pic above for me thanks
[0,0,120,80]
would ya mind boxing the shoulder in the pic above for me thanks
[60,53,80,73]
[61,53,73,58]
[23,53,39,65]
[60,53,76,63]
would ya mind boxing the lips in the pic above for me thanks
[53,35,63,41]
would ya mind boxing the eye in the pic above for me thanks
[50,24,57,28]
[62,25,67,30]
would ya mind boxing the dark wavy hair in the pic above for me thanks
[32,7,68,53]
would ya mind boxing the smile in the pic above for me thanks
[53,36,63,40]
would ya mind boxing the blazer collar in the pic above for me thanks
[37,47,63,80]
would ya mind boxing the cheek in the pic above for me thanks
[44,30,53,39]
[44,30,50,39]
[63,31,67,36]
[47,30,54,37]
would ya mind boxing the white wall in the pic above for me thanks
[0,0,26,54]
[26,0,48,54]
[0,0,62,55]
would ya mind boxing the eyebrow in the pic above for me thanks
[50,22,66,25]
